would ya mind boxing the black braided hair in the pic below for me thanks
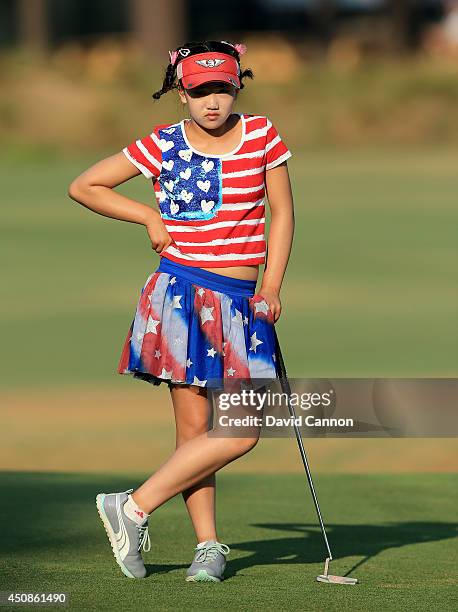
[152,39,254,100]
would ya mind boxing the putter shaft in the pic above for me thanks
[273,328,358,584]
[273,327,333,562]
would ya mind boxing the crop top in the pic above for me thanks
[122,113,292,268]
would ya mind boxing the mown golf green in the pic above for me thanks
[0,472,456,611]
[1,149,457,609]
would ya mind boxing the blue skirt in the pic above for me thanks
[118,258,280,390]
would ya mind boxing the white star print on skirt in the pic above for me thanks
[118,257,280,391]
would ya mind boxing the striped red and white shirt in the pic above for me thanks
[122,113,292,268]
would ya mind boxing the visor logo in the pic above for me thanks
[195,58,226,68]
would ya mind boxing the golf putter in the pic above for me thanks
[273,326,358,585]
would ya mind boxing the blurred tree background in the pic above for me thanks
[1,0,458,155]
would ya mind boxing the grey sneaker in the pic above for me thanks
[185,539,231,582]
[95,488,151,579]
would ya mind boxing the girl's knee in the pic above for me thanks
[228,435,260,457]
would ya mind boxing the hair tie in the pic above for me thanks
[220,40,247,56]
[234,43,247,56]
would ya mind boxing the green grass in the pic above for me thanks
[0,471,456,611]
[0,148,457,390]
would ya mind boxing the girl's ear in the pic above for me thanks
[177,82,187,103]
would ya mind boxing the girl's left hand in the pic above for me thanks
[258,288,282,323]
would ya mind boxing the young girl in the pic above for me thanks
[68,39,295,582]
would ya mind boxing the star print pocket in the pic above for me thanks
[249,293,275,325]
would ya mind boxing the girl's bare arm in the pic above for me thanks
[262,161,295,293]
[67,152,173,253]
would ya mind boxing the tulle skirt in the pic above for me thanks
[117,257,280,391]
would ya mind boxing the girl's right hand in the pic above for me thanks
[145,215,174,254]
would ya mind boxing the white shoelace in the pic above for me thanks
[124,488,151,553]
[194,542,230,562]
[138,524,151,552]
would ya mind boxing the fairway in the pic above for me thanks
[0,472,456,611]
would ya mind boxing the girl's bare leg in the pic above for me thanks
[171,384,218,543]
[131,386,261,515]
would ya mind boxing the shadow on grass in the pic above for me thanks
[143,521,458,580]
[1,472,457,582]
[222,521,458,580]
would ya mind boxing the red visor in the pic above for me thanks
[176,52,241,90]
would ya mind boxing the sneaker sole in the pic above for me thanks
[186,569,222,582]
[95,493,139,579]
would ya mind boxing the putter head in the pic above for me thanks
[316,574,358,585]
[317,557,358,585]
